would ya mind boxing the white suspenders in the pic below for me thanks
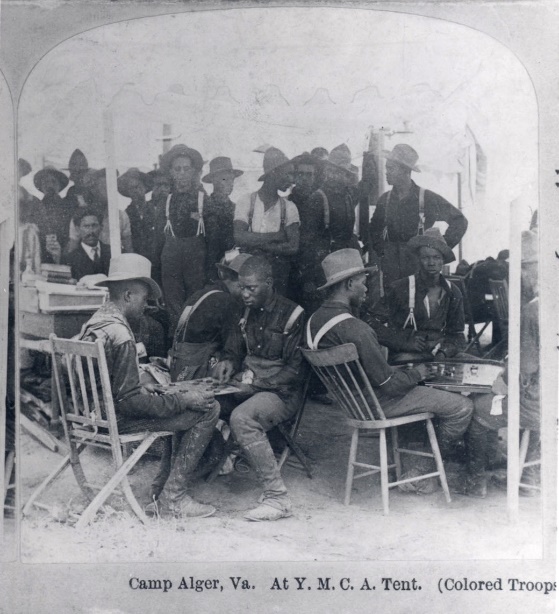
[306,313,354,350]
[164,191,206,237]
[402,275,418,331]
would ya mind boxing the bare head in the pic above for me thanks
[238,256,274,308]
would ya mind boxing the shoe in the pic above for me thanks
[169,495,216,519]
[244,503,293,522]
[451,475,487,498]
[144,496,170,518]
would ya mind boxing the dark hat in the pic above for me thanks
[117,168,154,198]
[318,248,375,291]
[147,168,171,182]
[291,152,321,168]
[257,147,290,181]
[407,227,455,264]
[310,147,329,160]
[202,157,244,183]
[18,158,32,178]
[33,166,69,193]
[324,143,354,175]
[65,149,89,172]
[383,144,420,172]
[215,252,253,276]
[160,144,204,174]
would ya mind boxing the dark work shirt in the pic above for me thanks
[204,194,236,280]
[174,281,241,348]
[365,273,466,357]
[126,200,157,262]
[36,194,74,254]
[308,300,422,406]
[304,185,356,249]
[369,180,468,253]
[166,189,208,239]
[222,292,305,393]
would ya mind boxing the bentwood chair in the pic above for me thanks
[22,334,172,528]
[302,343,451,514]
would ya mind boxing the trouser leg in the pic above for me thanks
[229,392,295,511]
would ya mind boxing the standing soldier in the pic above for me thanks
[369,144,468,290]
[147,169,172,287]
[158,144,208,337]
[233,147,299,296]
[63,149,92,210]
[202,157,244,281]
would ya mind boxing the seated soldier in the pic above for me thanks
[307,249,473,471]
[78,253,219,519]
[365,227,465,364]
[453,231,540,498]
[170,253,250,382]
[214,256,306,521]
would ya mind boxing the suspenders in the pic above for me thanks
[164,191,206,238]
[402,275,418,331]
[305,313,354,350]
[248,193,286,232]
[239,304,304,355]
[382,187,425,241]
[174,290,223,339]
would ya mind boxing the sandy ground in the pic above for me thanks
[18,397,543,564]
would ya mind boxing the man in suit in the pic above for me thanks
[63,208,111,281]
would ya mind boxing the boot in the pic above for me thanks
[451,422,488,498]
[156,405,219,519]
[148,435,173,503]
[241,436,293,522]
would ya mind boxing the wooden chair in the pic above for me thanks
[447,274,491,355]
[484,279,509,359]
[302,343,451,514]
[22,334,172,528]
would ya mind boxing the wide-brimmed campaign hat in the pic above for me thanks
[407,227,455,264]
[160,144,204,174]
[64,149,89,172]
[383,144,420,172]
[117,168,154,198]
[318,248,375,291]
[323,144,354,176]
[202,157,244,183]
[95,253,161,300]
[215,252,253,276]
[521,230,538,264]
[33,166,69,193]
[258,147,290,181]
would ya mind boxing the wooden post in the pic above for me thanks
[507,198,522,523]
[103,109,122,258]
[457,172,463,262]
[0,217,11,540]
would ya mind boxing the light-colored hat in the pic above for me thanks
[407,227,455,264]
[258,147,290,181]
[33,166,69,193]
[202,157,244,183]
[521,230,538,264]
[215,252,253,276]
[383,144,420,172]
[95,253,161,300]
[117,168,153,198]
[318,248,375,291]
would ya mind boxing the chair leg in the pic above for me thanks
[22,448,82,517]
[519,429,530,480]
[379,429,390,515]
[120,475,149,525]
[277,423,313,479]
[390,426,402,480]
[345,428,359,506]
[76,434,159,529]
[426,419,451,503]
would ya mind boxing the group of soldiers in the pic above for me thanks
[19,140,540,522]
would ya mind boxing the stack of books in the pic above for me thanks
[40,263,73,284]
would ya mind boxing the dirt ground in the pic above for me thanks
[19,398,542,563]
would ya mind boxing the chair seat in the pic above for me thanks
[347,412,435,430]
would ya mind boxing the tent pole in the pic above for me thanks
[457,172,463,262]
[0,218,10,540]
[507,198,522,523]
[103,109,122,258]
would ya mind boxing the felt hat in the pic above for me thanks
[33,166,69,193]
[310,147,329,160]
[215,252,253,276]
[160,144,204,173]
[258,147,290,181]
[18,158,32,178]
[291,152,322,168]
[383,144,420,172]
[147,168,171,182]
[65,149,89,172]
[407,227,455,264]
[521,230,538,264]
[117,168,154,198]
[95,253,161,300]
[318,248,375,291]
[202,157,244,183]
[324,144,354,175]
